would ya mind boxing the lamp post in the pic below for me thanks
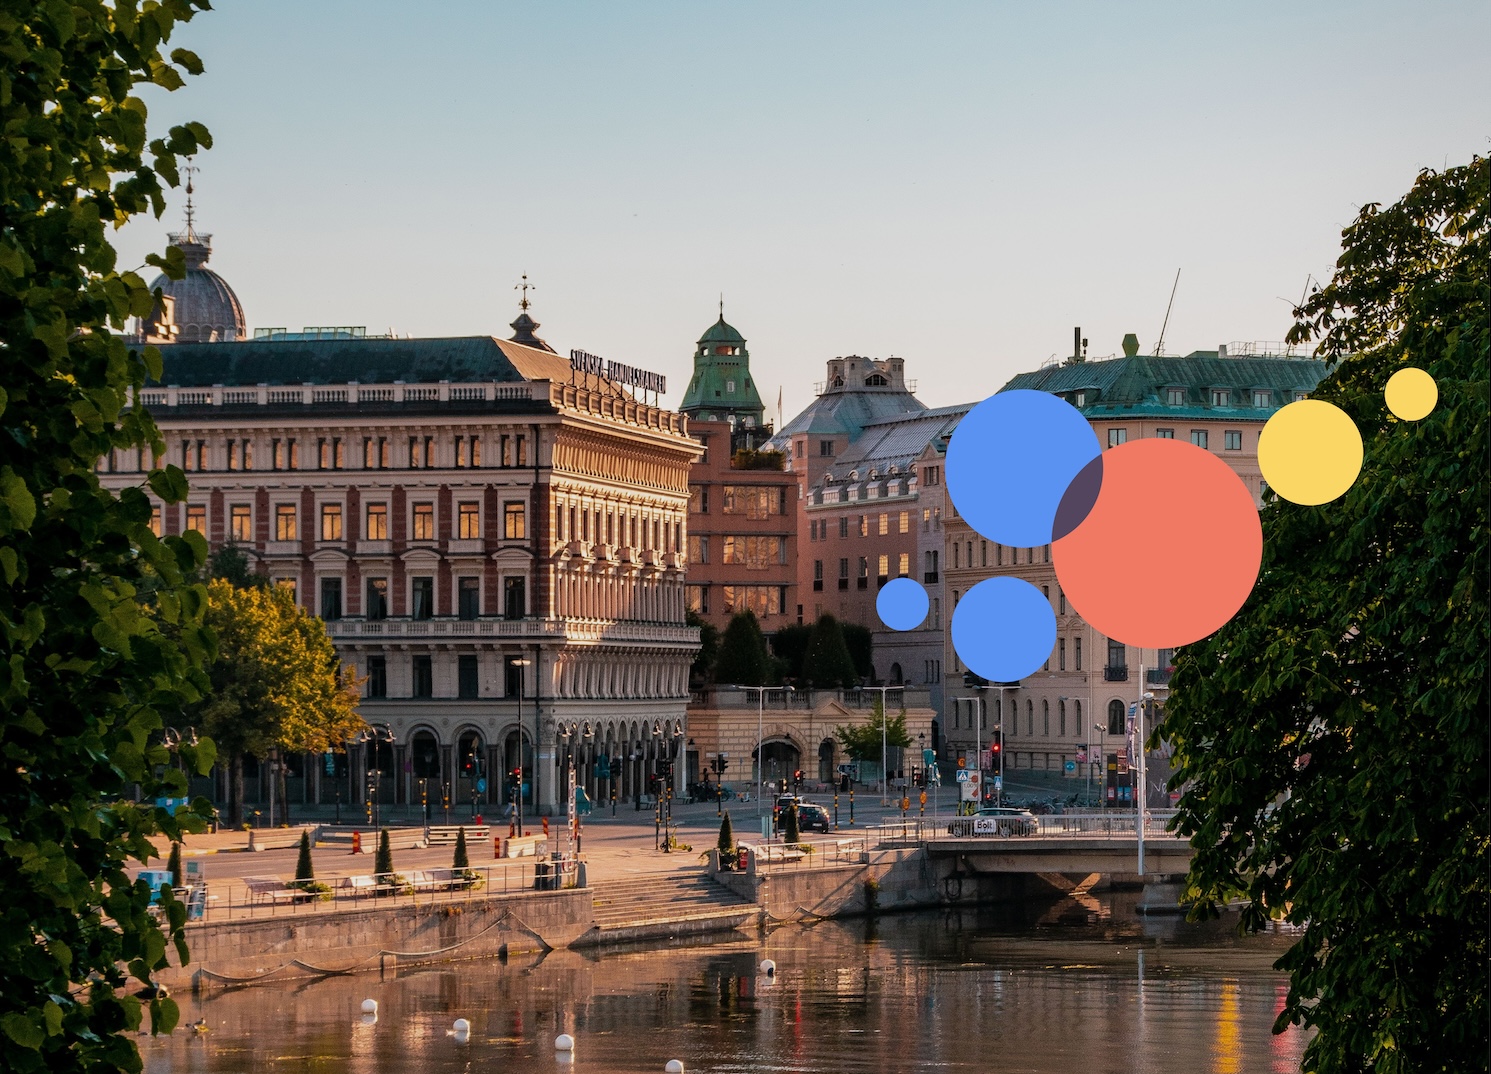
[354,725,395,831]
[862,684,905,806]
[512,654,538,814]
[1135,677,1155,876]
[1093,722,1108,813]
[732,685,794,826]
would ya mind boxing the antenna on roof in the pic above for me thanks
[719,293,724,319]
[182,158,198,238]
[515,274,534,312]
[1155,268,1181,357]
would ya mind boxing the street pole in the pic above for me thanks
[1136,669,1152,877]
[735,685,792,829]
[1094,723,1107,813]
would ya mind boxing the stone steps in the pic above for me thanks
[589,873,758,931]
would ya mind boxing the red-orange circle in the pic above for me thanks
[1052,438,1261,648]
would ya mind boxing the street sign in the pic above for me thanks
[1063,760,1077,774]
[959,771,981,801]
[922,748,936,768]
[955,769,971,783]
[993,776,1003,791]
[476,778,487,793]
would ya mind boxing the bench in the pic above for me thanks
[406,868,476,892]
[242,876,302,905]
[756,845,806,863]
[335,875,378,899]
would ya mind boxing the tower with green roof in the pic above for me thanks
[680,310,768,445]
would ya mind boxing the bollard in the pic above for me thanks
[494,835,503,860]
[351,831,362,855]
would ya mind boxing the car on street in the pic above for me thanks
[946,806,1039,838]
[772,794,800,829]
[796,803,832,833]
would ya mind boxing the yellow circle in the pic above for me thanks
[1258,400,1363,505]
[1384,367,1437,420]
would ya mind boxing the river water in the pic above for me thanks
[141,890,1309,1073]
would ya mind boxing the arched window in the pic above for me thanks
[831,375,845,388]
[865,373,888,386]
[1042,700,1050,736]
[1108,699,1125,736]
[1025,700,1034,737]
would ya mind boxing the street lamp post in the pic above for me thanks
[1135,674,1155,876]
[732,685,794,827]
[512,656,537,814]
[1093,722,1108,812]
[354,725,395,831]
[864,684,905,806]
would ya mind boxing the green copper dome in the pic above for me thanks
[679,314,765,426]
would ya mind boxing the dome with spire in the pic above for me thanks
[144,167,246,343]
[697,316,746,348]
[680,307,765,430]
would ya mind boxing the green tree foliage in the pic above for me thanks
[452,827,469,870]
[769,623,811,682]
[195,579,363,825]
[0,3,217,1068]
[1166,157,1488,1074]
[801,614,859,689]
[686,609,718,687]
[374,829,394,878]
[780,801,800,844]
[166,842,182,890]
[713,610,771,686]
[294,831,314,884]
[835,700,912,761]
[717,810,734,855]
[205,542,265,589]
[841,622,873,680]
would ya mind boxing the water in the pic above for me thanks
[141,892,1309,1073]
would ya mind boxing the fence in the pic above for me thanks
[738,835,869,874]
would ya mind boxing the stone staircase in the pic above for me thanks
[579,872,760,946]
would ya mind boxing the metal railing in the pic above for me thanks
[740,835,869,873]
[1103,665,1129,682]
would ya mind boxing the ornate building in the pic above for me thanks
[107,272,700,815]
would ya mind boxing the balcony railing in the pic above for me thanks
[923,571,939,584]
[1103,665,1129,682]
[324,617,699,645]
[1146,668,1173,686]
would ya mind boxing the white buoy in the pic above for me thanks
[361,999,378,1014]
[555,1033,575,1051]
[453,1019,470,1034]
[666,1061,685,1073]
[760,959,776,976]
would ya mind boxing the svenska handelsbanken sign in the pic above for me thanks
[570,349,666,395]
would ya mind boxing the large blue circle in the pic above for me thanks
[876,577,930,630]
[950,577,1057,683]
[946,389,1102,547]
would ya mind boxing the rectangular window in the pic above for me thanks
[181,440,196,472]
[899,510,910,534]
[1108,637,1125,672]
[317,438,328,470]
[721,585,784,617]
[321,503,343,541]
[503,576,526,619]
[1252,389,1271,408]
[838,557,849,590]
[1224,430,1243,451]
[857,555,869,589]
[503,502,524,540]
[689,485,708,513]
[819,439,833,456]
[515,435,527,466]
[366,503,388,540]
[320,577,343,621]
[412,502,434,541]
[412,655,433,698]
[411,576,434,620]
[720,486,781,518]
[858,515,868,537]
[366,655,386,698]
[1190,429,1209,449]
[1075,636,1082,670]
[409,436,423,469]
[452,436,464,468]
[228,440,240,470]
[1166,387,1185,406]
[230,505,252,543]
[721,535,782,569]
[364,437,375,469]
[688,534,709,563]
[813,559,823,590]
[458,655,478,699]
[332,437,343,469]
[1059,638,1066,671]
[897,552,909,576]
[839,517,849,538]
[366,577,389,620]
[878,513,889,536]
[1108,428,1127,448]
[877,554,889,583]
[471,436,482,466]
[275,503,297,541]
[1211,389,1230,407]
[1155,428,1175,439]
[243,440,254,470]
[272,439,285,471]
[458,577,480,619]
[185,504,206,533]
[150,506,162,536]
[453,501,476,539]
[686,584,709,614]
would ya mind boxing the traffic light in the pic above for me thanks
[991,742,1002,757]
[719,756,729,772]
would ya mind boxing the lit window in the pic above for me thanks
[897,552,909,576]
[899,510,909,534]
[185,504,206,533]
[321,503,342,541]
[412,502,435,541]
[1224,430,1243,451]
[365,503,388,540]
[858,515,868,537]
[503,502,525,540]
[460,502,481,539]
[878,513,889,535]
[230,505,252,542]
[877,554,889,581]
[275,504,297,541]
[150,507,162,536]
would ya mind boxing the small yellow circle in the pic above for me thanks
[1258,400,1363,506]
[1384,367,1437,421]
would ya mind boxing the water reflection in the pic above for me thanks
[143,891,1308,1074]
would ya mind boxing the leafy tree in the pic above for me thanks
[717,810,734,857]
[0,2,217,1068]
[686,609,719,688]
[194,579,362,825]
[1166,157,1488,1074]
[452,827,469,870]
[769,623,812,682]
[166,842,183,890]
[374,828,394,879]
[801,614,859,689]
[841,622,873,681]
[294,831,314,886]
[781,802,800,844]
[204,542,266,589]
[714,609,771,686]
[835,700,912,762]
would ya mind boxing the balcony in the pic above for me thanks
[1146,668,1173,686]
[1103,665,1129,682]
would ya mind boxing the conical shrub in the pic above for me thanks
[717,811,734,855]
[294,830,314,883]
[453,827,470,870]
[782,802,800,844]
[375,828,394,877]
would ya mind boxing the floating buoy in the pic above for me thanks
[760,959,776,976]
[361,999,378,1014]
[453,1018,470,1034]
[555,1033,575,1051]
[666,1061,685,1073]
[190,1019,209,1035]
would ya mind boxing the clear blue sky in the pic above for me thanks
[114,1,1490,420]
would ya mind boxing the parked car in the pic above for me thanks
[946,806,1038,838]
[772,794,800,829]
[796,803,832,833]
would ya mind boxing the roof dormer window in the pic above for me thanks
[1252,389,1272,407]
[1166,387,1185,406]
[831,375,845,388]
[1073,390,1087,408]
[866,373,888,386]
[1210,389,1230,407]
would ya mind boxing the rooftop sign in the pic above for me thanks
[571,348,666,396]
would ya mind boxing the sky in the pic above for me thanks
[113,1,1490,423]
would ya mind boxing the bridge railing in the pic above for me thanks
[741,836,869,873]
[1033,811,1181,839]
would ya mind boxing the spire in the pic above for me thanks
[182,159,198,240]
[516,273,533,312]
[167,158,211,270]
[507,274,555,352]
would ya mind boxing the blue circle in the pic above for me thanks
[950,577,1057,682]
[946,389,1102,547]
[876,578,930,630]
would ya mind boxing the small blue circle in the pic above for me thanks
[946,389,1102,547]
[950,577,1056,682]
[876,578,930,630]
